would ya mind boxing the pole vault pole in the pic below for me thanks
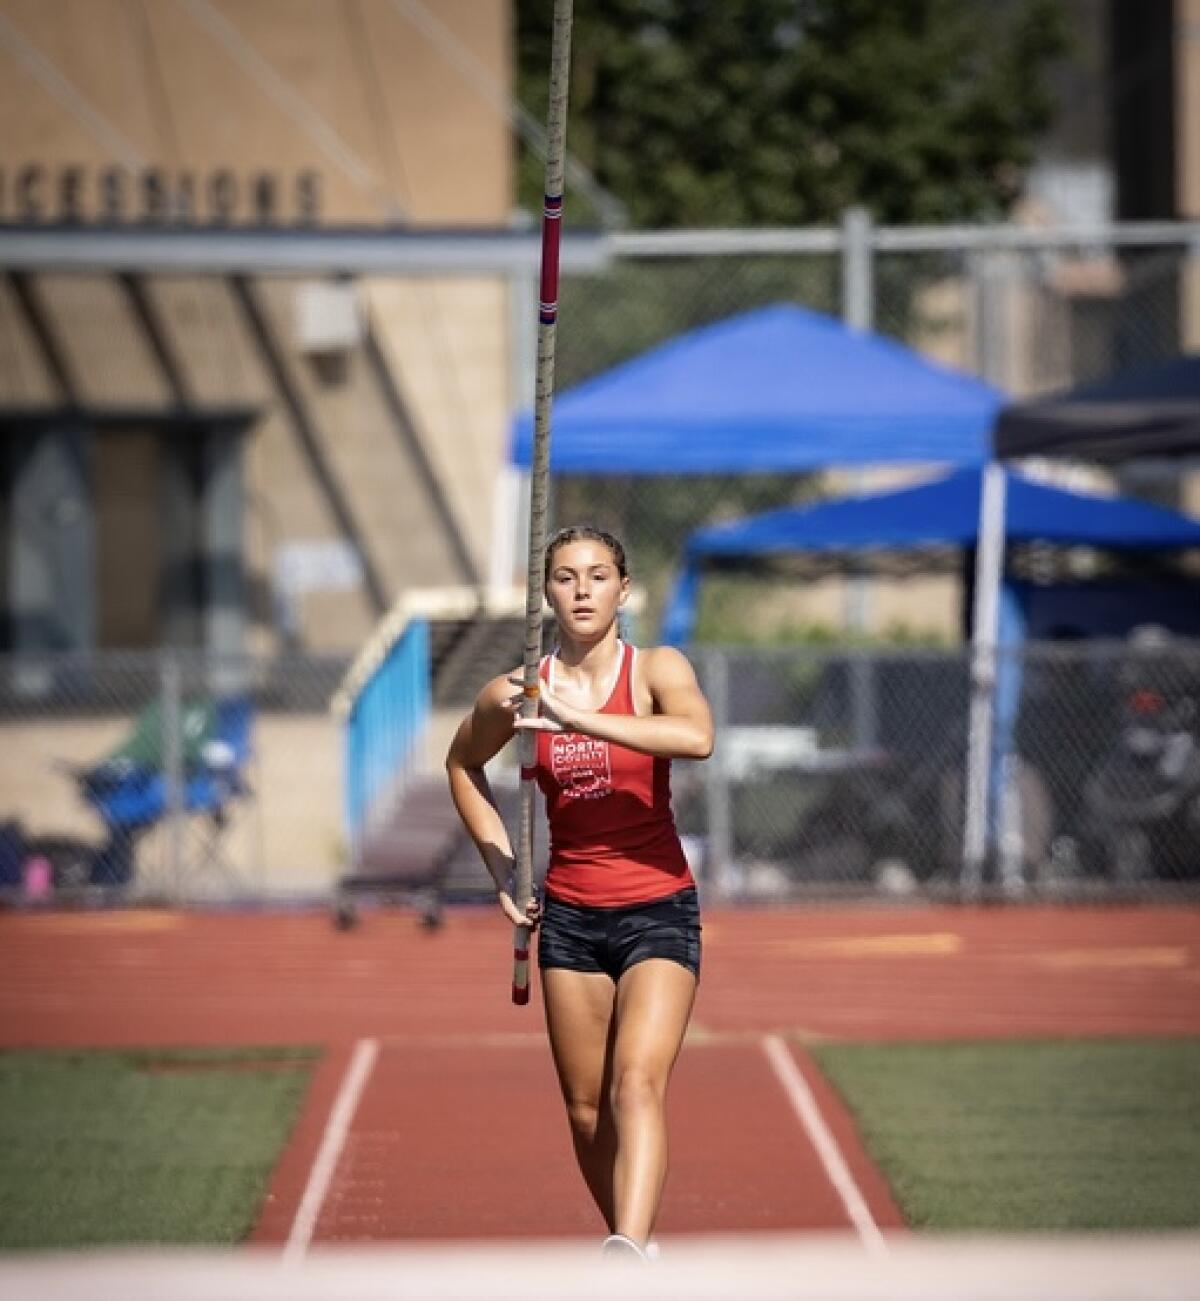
[512,0,574,1005]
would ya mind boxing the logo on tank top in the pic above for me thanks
[550,733,613,801]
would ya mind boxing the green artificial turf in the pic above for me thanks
[813,1037,1200,1230]
[0,1047,318,1251]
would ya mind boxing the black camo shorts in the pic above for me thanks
[537,886,702,981]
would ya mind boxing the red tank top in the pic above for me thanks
[533,641,695,907]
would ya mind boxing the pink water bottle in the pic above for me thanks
[22,854,53,902]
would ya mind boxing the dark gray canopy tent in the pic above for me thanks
[993,354,1200,462]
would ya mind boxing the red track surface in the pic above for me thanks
[3,903,1198,1245]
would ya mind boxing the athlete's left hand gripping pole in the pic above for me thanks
[513,0,574,1006]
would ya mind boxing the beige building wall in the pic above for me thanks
[0,0,514,651]
[0,2,513,884]
[0,0,510,224]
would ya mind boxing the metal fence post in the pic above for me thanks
[160,652,185,900]
[841,207,874,331]
[841,207,874,635]
[703,647,734,898]
[850,652,878,751]
[971,245,1012,389]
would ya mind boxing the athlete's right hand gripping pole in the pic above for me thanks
[513,0,574,1006]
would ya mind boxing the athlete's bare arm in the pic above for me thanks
[446,670,540,927]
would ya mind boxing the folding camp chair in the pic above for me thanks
[69,695,254,896]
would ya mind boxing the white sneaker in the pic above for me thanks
[600,1233,648,1262]
[645,1239,661,1261]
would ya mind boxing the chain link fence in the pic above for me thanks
[2,217,1199,911]
[0,651,349,905]
[1011,636,1200,890]
[676,638,1200,902]
[3,636,1198,907]
[680,645,970,900]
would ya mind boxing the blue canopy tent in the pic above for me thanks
[662,466,1200,644]
[663,466,1200,890]
[510,303,1004,474]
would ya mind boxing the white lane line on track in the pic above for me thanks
[761,1034,888,1255]
[283,1036,379,1263]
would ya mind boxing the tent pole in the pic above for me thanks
[962,462,1007,895]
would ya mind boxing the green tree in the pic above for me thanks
[516,0,1070,228]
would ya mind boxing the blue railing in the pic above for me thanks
[343,618,431,854]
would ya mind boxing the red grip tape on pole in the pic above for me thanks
[539,194,563,324]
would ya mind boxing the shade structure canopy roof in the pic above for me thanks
[660,467,1200,647]
[992,354,1200,462]
[682,466,1200,559]
[511,304,1005,475]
